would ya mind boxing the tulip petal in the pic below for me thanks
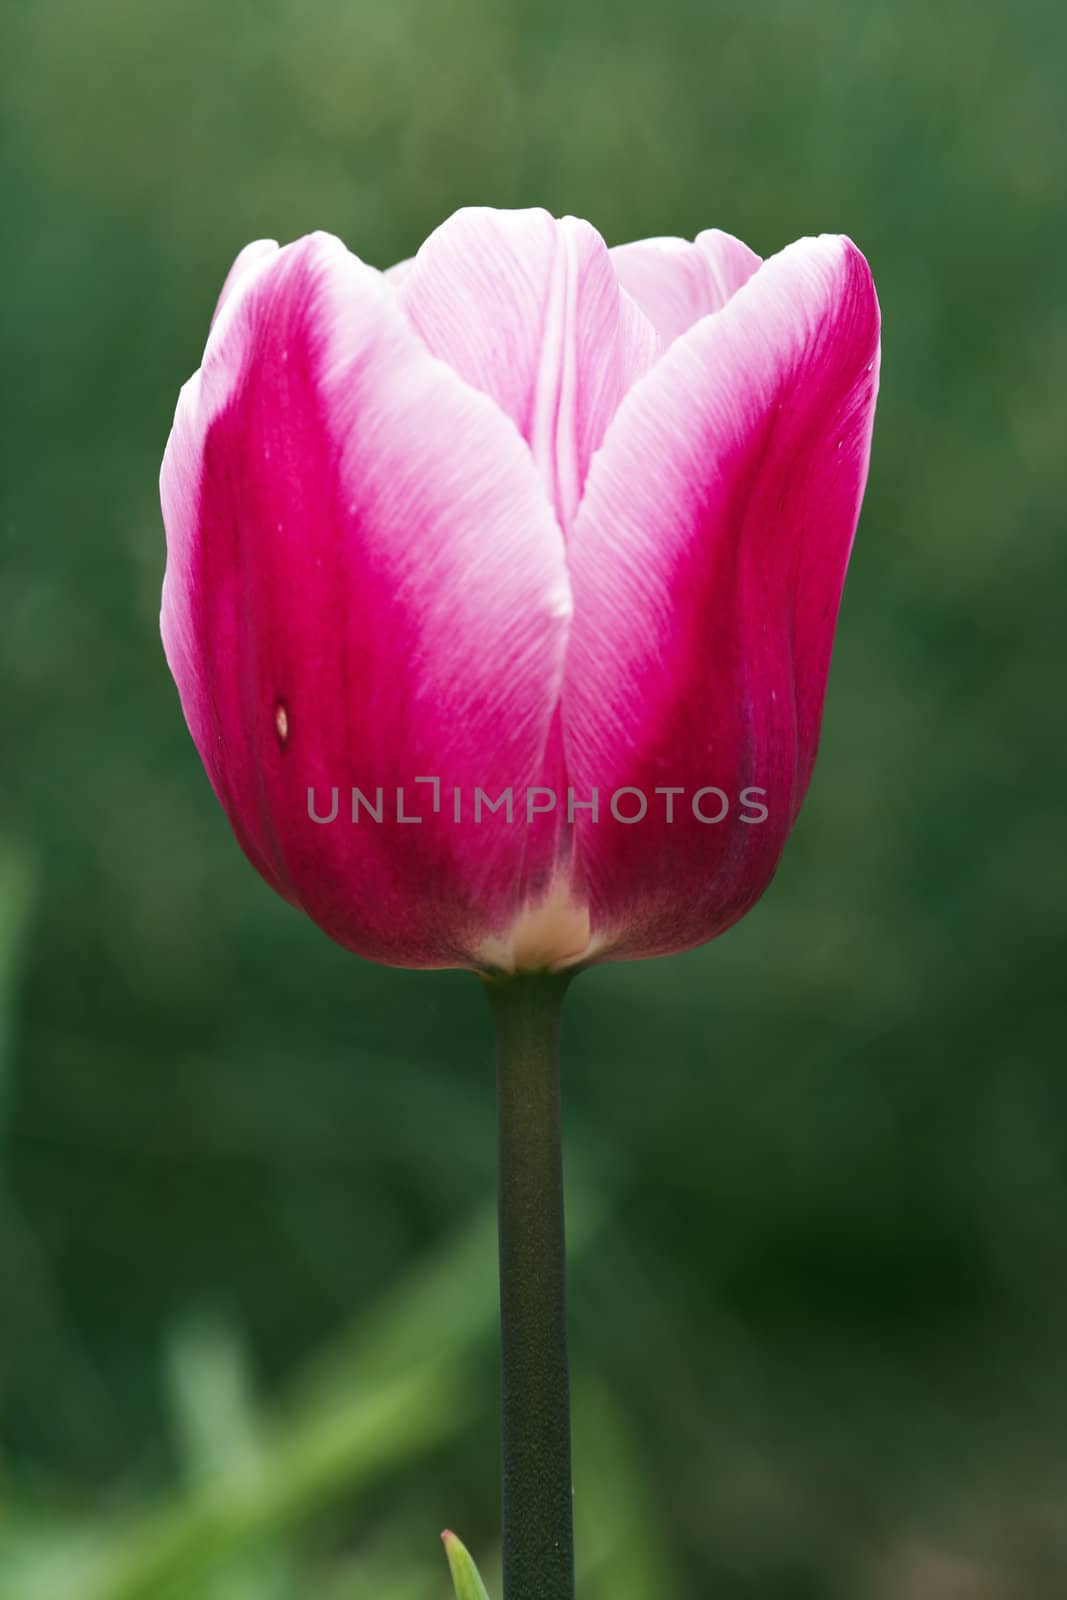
[609,229,762,344]
[210,238,279,327]
[563,235,880,961]
[382,255,413,287]
[395,207,660,531]
[162,233,571,968]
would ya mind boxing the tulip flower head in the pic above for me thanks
[161,207,879,973]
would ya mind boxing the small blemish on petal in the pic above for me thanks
[274,700,290,745]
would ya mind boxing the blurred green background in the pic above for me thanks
[2,1,1066,1595]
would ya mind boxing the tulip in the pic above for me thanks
[160,207,879,1600]
[161,207,879,978]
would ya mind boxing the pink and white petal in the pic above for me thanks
[609,228,762,344]
[162,232,571,969]
[210,239,279,328]
[695,228,764,308]
[382,255,413,288]
[563,235,880,961]
[395,207,660,530]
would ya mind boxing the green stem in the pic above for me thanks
[487,971,575,1600]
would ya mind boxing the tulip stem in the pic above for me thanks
[487,970,575,1600]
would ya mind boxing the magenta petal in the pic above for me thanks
[563,235,881,962]
[161,233,571,968]
[610,229,762,344]
[395,207,660,530]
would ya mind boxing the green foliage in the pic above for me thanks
[2,0,1066,1595]
[442,1532,492,1600]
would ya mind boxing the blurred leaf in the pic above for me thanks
[166,1311,262,1484]
[74,1361,464,1600]
[165,1312,294,1600]
[573,1371,679,1600]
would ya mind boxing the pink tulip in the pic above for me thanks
[161,207,879,974]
